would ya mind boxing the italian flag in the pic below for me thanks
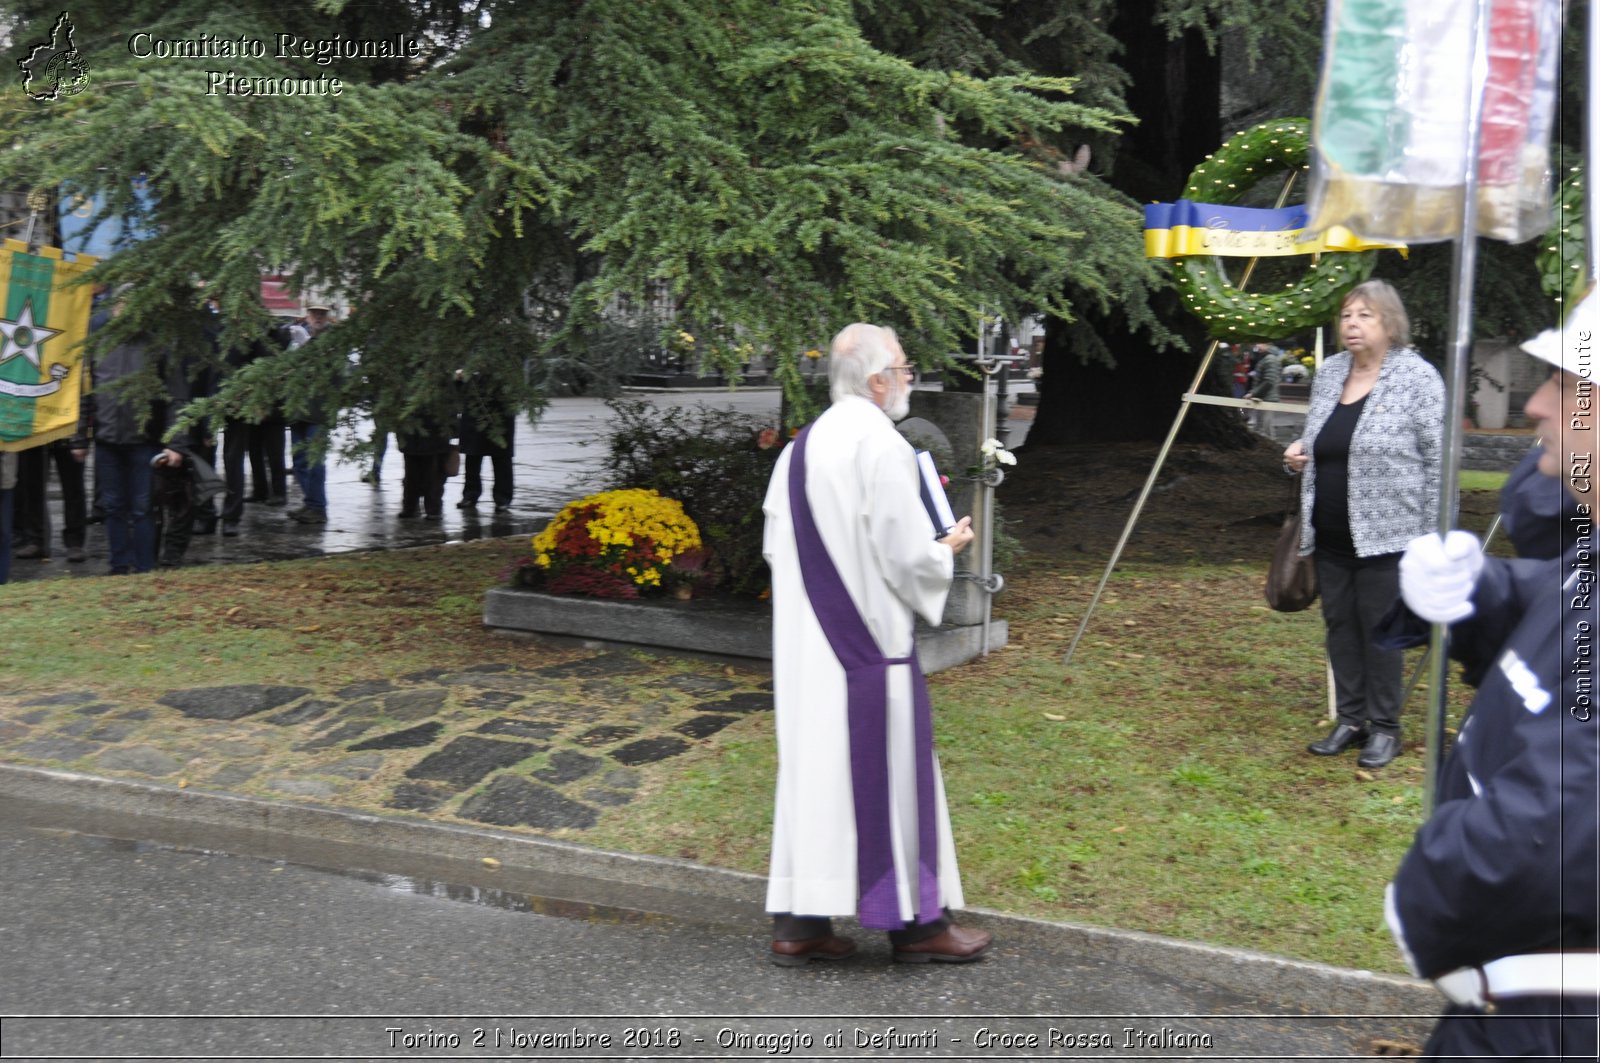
[0,239,97,450]
[1307,0,1563,244]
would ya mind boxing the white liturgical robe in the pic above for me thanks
[762,395,966,922]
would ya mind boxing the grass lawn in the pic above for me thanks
[1457,469,1509,493]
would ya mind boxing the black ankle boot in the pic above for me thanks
[1308,722,1366,757]
[1357,732,1401,768]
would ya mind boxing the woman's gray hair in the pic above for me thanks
[828,322,900,404]
[1341,279,1411,349]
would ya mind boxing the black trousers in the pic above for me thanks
[1422,998,1598,1061]
[462,447,513,506]
[771,912,949,945]
[1315,550,1404,736]
[401,453,447,516]
[221,419,253,523]
[14,444,87,551]
[249,417,287,500]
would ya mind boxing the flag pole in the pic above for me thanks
[1424,0,1495,813]
[1062,170,1301,668]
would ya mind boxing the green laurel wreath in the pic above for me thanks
[1171,118,1376,341]
[1537,163,1585,310]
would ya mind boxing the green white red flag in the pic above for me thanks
[1307,0,1563,244]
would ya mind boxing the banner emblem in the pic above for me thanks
[0,239,98,451]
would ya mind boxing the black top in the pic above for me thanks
[1311,394,1366,560]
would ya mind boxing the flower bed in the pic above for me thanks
[519,488,706,600]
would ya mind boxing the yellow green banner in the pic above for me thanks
[0,239,98,451]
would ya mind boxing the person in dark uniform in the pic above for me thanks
[455,369,516,514]
[1498,442,1583,560]
[1387,294,1600,1061]
[396,406,455,520]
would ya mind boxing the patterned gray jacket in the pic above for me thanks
[1296,347,1444,557]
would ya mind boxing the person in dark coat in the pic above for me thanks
[1498,443,1584,560]
[455,369,516,513]
[88,290,194,574]
[1245,343,1282,437]
[397,409,454,520]
[1385,295,1600,1061]
[219,323,284,536]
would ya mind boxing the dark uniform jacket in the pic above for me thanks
[1500,446,1586,560]
[86,337,193,449]
[1389,546,1600,979]
[456,374,515,457]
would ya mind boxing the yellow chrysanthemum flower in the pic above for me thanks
[529,489,702,588]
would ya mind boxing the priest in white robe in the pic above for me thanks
[762,322,990,966]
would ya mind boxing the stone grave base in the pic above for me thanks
[482,588,1005,675]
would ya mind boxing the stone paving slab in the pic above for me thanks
[0,653,774,840]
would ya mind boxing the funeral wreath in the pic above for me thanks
[1172,119,1377,340]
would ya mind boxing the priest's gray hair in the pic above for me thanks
[829,322,901,404]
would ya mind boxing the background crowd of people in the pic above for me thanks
[0,288,520,580]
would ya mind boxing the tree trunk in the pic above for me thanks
[1029,1,1251,449]
[1026,294,1254,448]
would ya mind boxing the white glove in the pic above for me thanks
[1400,531,1484,624]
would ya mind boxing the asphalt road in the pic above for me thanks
[0,816,1413,1062]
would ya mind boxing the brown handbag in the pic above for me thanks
[443,445,461,477]
[1265,478,1317,612]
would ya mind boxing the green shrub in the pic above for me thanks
[598,399,784,598]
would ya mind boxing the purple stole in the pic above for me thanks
[787,423,941,930]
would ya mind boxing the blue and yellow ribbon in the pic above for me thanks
[1144,199,1405,259]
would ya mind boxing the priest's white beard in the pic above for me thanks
[884,376,911,421]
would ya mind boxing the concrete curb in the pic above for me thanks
[482,588,1008,675]
[0,761,1438,1024]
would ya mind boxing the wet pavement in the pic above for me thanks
[5,390,786,582]
[8,385,1036,583]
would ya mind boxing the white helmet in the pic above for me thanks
[1521,288,1597,378]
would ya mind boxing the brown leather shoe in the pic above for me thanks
[770,934,857,967]
[892,925,993,963]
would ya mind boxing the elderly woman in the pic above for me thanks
[1283,280,1443,769]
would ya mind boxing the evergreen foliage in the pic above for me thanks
[2,0,1163,432]
[4,0,1572,445]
